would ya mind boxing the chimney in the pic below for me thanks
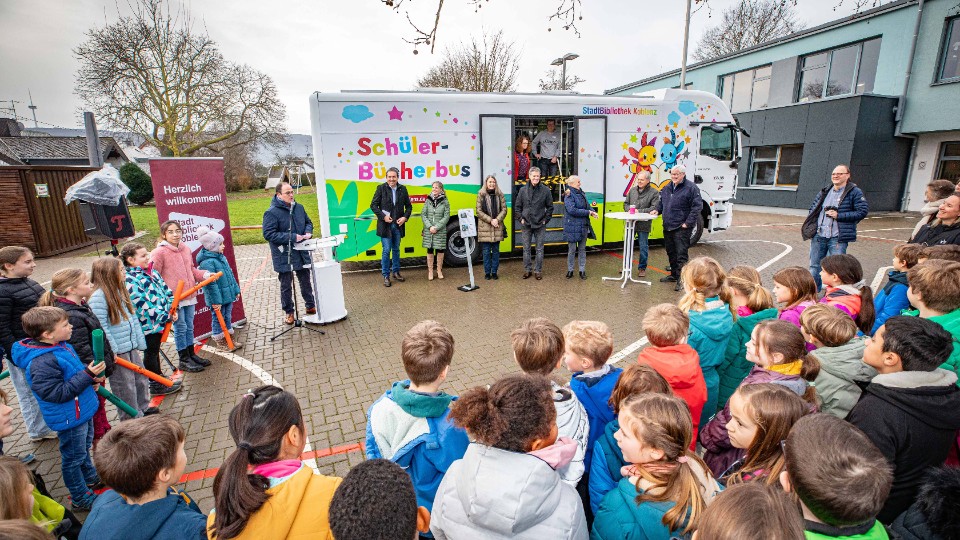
[0,118,22,137]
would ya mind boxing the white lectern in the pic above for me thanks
[294,235,348,324]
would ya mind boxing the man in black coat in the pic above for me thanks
[514,167,555,280]
[370,167,413,287]
[262,182,316,324]
[653,165,702,291]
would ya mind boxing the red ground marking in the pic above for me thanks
[241,254,271,295]
[177,442,365,484]
[604,251,669,276]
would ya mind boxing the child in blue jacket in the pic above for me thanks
[196,227,242,349]
[872,243,922,334]
[365,321,469,519]
[12,306,106,510]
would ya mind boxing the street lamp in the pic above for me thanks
[550,53,579,90]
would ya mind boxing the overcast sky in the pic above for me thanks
[0,0,859,134]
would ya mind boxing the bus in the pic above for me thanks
[309,88,741,265]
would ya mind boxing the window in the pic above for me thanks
[798,38,881,102]
[938,17,960,82]
[719,65,771,113]
[938,142,960,182]
[699,126,736,162]
[748,145,803,188]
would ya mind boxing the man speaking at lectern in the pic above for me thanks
[263,181,317,325]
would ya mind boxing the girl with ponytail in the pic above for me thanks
[819,254,876,334]
[208,386,341,539]
[716,266,779,414]
[431,373,588,539]
[701,320,820,478]
[592,393,722,539]
[678,257,735,429]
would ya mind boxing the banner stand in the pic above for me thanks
[457,208,479,293]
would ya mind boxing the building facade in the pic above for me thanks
[607,0,960,212]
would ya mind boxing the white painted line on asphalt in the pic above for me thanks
[702,239,793,272]
[202,345,320,472]
[607,336,649,365]
[859,228,913,233]
[872,266,893,293]
[731,222,804,228]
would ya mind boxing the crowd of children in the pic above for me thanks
[1,236,960,539]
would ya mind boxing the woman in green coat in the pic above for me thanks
[422,180,450,280]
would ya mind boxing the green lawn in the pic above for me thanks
[130,187,319,246]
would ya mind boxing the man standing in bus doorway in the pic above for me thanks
[652,165,702,292]
[263,181,317,324]
[515,167,554,280]
[533,119,561,178]
[370,167,413,287]
[801,164,869,290]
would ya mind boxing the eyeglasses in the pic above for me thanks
[831,173,849,176]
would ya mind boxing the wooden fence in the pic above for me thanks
[0,166,99,257]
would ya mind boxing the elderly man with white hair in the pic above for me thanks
[651,164,702,291]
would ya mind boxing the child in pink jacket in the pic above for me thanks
[151,220,210,373]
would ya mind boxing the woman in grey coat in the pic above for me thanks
[422,180,450,280]
[476,175,507,280]
[623,171,660,277]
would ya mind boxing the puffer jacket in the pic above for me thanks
[811,337,875,418]
[11,340,98,432]
[421,194,450,250]
[553,382,589,486]
[562,186,593,243]
[889,466,960,540]
[623,184,660,233]
[570,367,622,471]
[872,271,910,334]
[88,290,147,355]
[779,300,815,329]
[688,297,734,426]
[716,307,779,412]
[588,420,625,515]
[701,365,808,476]
[151,242,206,304]
[802,182,869,243]
[55,299,115,376]
[476,188,507,243]
[0,276,45,360]
[125,266,173,335]
[195,249,241,306]
[431,443,588,540]
[656,178,702,231]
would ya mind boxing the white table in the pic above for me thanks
[603,211,656,288]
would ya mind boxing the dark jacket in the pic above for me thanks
[656,178,702,231]
[802,182,869,243]
[55,299,115,377]
[910,220,960,247]
[562,186,594,243]
[847,369,960,523]
[11,340,98,432]
[516,181,554,228]
[262,195,314,273]
[569,367,622,471]
[370,182,413,238]
[0,276,45,362]
[80,487,208,540]
[196,249,241,306]
[624,184,660,233]
[889,467,960,540]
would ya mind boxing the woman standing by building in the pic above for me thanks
[476,175,507,280]
[422,181,450,281]
[563,175,598,280]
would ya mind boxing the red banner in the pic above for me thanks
[148,158,246,338]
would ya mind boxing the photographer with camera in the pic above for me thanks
[801,165,869,290]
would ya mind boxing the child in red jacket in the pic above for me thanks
[636,303,707,446]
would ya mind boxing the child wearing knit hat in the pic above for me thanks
[195,226,243,349]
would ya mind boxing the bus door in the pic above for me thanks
[575,116,606,246]
[478,114,517,248]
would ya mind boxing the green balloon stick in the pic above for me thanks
[97,386,138,418]
[0,370,8,381]
[92,329,104,365]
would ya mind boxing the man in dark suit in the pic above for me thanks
[370,167,413,287]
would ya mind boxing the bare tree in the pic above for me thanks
[692,0,805,62]
[539,69,585,91]
[417,30,521,92]
[381,0,583,53]
[74,0,286,157]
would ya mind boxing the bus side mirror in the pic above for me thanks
[694,175,704,184]
[730,156,740,169]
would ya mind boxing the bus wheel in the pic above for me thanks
[445,220,480,267]
[689,214,705,246]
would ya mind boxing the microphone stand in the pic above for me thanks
[271,197,325,341]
